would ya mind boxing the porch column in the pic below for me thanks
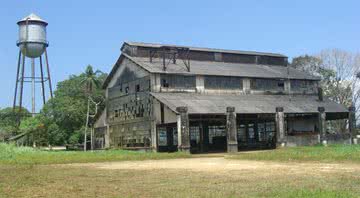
[348,105,356,144]
[275,107,286,147]
[318,107,327,145]
[150,120,158,152]
[176,106,190,152]
[226,107,238,152]
[104,125,110,149]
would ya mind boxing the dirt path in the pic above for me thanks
[70,157,360,175]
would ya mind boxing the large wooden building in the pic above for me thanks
[94,41,352,153]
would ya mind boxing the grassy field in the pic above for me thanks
[1,160,359,197]
[228,144,360,163]
[0,143,190,165]
[1,143,360,197]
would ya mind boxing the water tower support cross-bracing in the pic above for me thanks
[12,13,53,116]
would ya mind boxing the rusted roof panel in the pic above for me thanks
[124,41,287,58]
[126,54,320,80]
[150,93,348,114]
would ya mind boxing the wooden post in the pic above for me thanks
[176,106,190,152]
[276,107,286,147]
[318,107,327,145]
[226,107,238,152]
[348,105,356,144]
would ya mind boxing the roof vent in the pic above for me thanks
[149,46,191,72]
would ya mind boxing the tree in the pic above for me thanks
[80,65,103,151]
[19,116,47,147]
[291,55,322,77]
[291,49,360,133]
[40,65,107,146]
[0,107,30,141]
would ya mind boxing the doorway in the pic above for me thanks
[157,124,178,152]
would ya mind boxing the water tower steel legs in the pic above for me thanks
[44,49,53,98]
[39,56,46,105]
[13,50,21,110]
[18,52,26,112]
[31,58,35,117]
[13,50,53,115]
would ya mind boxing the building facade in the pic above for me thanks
[94,41,352,153]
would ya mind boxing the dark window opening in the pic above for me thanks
[136,84,140,92]
[278,82,284,88]
[162,79,169,88]
[160,74,196,89]
[204,76,243,89]
[115,110,119,118]
[125,86,129,94]
[160,103,165,124]
[251,79,285,91]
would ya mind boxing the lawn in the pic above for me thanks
[0,143,190,165]
[227,144,360,163]
[1,143,360,197]
[1,161,359,197]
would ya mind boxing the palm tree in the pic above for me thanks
[80,65,101,151]
[81,65,101,96]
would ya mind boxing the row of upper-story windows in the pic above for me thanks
[109,75,318,98]
[159,74,318,92]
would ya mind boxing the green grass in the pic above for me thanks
[228,144,360,163]
[1,164,359,197]
[0,143,190,165]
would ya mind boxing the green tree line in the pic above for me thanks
[0,65,107,146]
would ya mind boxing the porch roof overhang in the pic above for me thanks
[150,92,348,115]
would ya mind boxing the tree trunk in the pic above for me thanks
[84,97,90,151]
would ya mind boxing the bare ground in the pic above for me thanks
[2,156,360,197]
[69,156,360,175]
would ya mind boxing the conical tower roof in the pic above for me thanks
[17,13,47,25]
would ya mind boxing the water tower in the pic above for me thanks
[13,13,53,116]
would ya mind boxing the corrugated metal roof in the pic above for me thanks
[151,92,348,114]
[124,41,287,58]
[125,54,320,80]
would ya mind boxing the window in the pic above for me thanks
[158,128,167,146]
[257,121,275,142]
[160,75,196,89]
[136,84,140,92]
[208,125,226,144]
[125,86,129,94]
[161,79,169,88]
[204,76,243,90]
[237,124,246,142]
[114,110,119,118]
[278,82,284,88]
[251,79,285,91]
[173,127,178,145]
[291,80,316,92]
[190,126,200,144]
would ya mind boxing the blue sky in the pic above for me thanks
[0,0,359,111]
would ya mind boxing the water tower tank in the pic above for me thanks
[16,13,48,58]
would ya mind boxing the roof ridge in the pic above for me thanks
[124,41,287,58]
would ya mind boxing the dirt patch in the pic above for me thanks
[69,157,360,175]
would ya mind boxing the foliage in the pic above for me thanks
[0,107,30,141]
[0,143,190,165]
[291,51,358,133]
[18,116,48,146]
[291,55,322,76]
[81,65,102,95]
[228,144,360,163]
[40,65,107,145]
